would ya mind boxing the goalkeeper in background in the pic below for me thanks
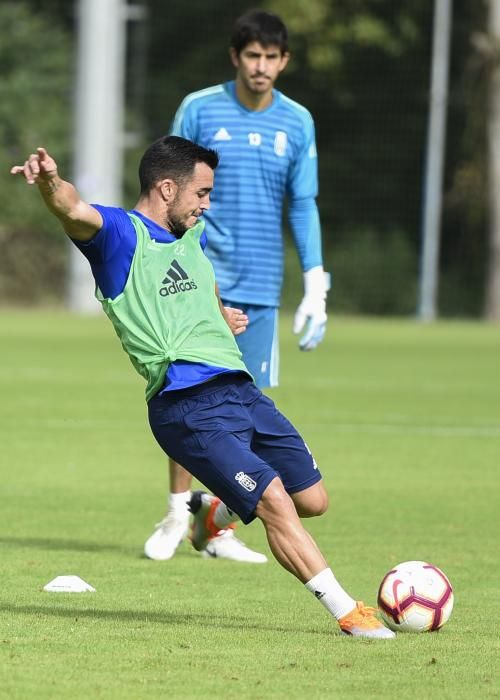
[145,8,330,563]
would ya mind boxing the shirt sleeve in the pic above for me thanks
[170,96,199,141]
[287,112,319,200]
[287,114,323,271]
[288,198,323,271]
[200,230,208,251]
[71,205,136,299]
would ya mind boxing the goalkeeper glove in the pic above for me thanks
[293,266,330,351]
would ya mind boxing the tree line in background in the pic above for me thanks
[0,0,490,317]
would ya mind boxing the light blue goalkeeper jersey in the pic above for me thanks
[171,81,323,307]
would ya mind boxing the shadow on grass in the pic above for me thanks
[0,535,137,555]
[1,602,333,637]
[0,535,215,560]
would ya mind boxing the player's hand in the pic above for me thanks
[293,266,330,351]
[223,306,249,336]
[10,147,58,185]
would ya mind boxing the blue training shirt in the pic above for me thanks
[73,206,239,392]
[171,80,323,307]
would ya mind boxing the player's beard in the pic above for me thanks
[169,215,188,238]
[167,200,198,238]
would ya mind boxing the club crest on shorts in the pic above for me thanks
[235,471,257,492]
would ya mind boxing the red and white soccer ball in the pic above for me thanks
[377,561,454,633]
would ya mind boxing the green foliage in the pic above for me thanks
[280,226,417,316]
[0,2,72,234]
[1,311,499,698]
[144,0,253,136]
[267,0,488,317]
[0,0,491,315]
[268,0,422,71]
[328,228,418,315]
[0,2,72,302]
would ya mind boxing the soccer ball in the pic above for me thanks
[377,560,454,633]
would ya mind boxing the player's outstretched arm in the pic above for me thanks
[10,147,102,241]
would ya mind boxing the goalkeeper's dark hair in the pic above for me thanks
[230,9,289,55]
[138,136,219,194]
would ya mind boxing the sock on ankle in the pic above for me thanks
[169,491,191,517]
[305,568,356,620]
[213,502,239,530]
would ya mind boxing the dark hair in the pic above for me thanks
[230,9,288,55]
[138,135,219,194]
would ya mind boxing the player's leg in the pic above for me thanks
[144,304,276,562]
[189,477,394,639]
[144,457,192,561]
[179,384,325,578]
[238,381,394,637]
[290,481,329,518]
[255,477,328,579]
[194,302,279,561]
[146,376,268,563]
[241,379,330,514]
[150,376,394,638]
[254,478,394,638]
[144,453,266,563]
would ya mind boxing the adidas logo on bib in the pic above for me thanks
[159,259,197,297]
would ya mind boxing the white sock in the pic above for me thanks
[169,491,191,519]
[305,568,356,620]
[213,502,239,530]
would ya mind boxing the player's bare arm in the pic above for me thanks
[10,147,102,241]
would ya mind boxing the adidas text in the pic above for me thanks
[159,259,197,296]
[159,279,198,296]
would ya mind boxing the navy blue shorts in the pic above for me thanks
[148,374,322,524]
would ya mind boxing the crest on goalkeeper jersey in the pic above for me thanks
[274,131,288,157]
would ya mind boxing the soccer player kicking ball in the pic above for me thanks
[11,137,394,639]
[145,9,329,564]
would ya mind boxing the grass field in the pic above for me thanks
[1,310,499,699]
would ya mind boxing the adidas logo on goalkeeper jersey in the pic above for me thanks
[214,127,231,141]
